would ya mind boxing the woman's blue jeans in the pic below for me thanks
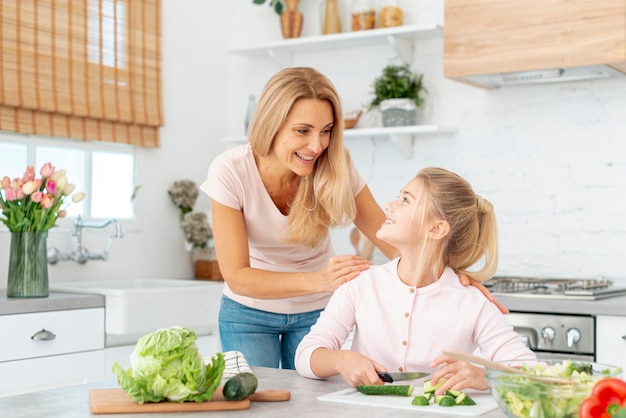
[218,295,322,369]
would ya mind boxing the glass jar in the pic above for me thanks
[351,0,376,31]
[380,0,403,28]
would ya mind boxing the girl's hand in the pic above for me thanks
[458,273,509,314]
[316,255,371,293]
[429,355,488,395]
[335,351,387,387]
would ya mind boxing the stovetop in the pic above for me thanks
[484,277,626,300]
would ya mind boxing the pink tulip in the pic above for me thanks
[23,166,35,182]
[58,210,67,218]
[15,187,24,200]
[1,176,11,189]
[40,162,55,178]
[41,194,54,209]
[45,179,57,195]
[22,181,38,195]
[31,191,44,202]
[5,186,16,201]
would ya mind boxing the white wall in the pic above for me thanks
[1,0,625,287]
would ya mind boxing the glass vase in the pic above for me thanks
[7,232,49,298]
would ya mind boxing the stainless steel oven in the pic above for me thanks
[485,277,626,361]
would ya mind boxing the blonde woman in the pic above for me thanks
[202,68,504,370]
[295,167,535,391]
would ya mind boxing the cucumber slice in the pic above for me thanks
[446,389,463,398]
[456,392,477,405]
[356,385,414,396]
[433,395,449,404]
[411,395,430,406]
[423,378,446,394]
[438,396,456,407]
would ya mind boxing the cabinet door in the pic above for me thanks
[596,315,626,373]
[0,308,104,362]
[0,350,104,397]
[444,0,626,78]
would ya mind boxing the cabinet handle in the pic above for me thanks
[31,329,56,341]
[622,335,626,341]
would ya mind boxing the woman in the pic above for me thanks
[201,67,398,369]
[202,68,505,370]
[295,167,535,392]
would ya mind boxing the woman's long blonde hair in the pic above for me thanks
[248,67,356,247]
[418,167,498,282]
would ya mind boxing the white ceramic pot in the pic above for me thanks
[380,98,417,127]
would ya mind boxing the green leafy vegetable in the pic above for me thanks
[112,326,225,403]
[489,360,617,418]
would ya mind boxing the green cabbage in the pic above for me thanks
[112,326,225,403]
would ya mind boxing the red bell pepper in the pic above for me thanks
[580,378,626,418]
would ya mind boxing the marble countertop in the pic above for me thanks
[2,290,624,317]
[0,291,104,315]
[0,366,507,418]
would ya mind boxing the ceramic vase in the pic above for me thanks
[281,0,303,39]
[7,232,49,298]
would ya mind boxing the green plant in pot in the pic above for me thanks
[368,63,427,127]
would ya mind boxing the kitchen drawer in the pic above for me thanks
[0,349,105,397]
[0,308,104,362]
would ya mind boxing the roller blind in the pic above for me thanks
[0,0,163,147]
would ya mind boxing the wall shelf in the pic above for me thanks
[228,24,442,66]
[344,125,456,157]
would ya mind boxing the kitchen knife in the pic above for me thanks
[377,372,429,383]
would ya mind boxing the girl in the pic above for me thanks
[295,167,535,393]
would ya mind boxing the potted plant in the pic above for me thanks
[368,63,427,127]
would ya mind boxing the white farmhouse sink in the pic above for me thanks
[51,279,223,346]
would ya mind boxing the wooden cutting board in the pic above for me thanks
[89,387,291,414]
[89,388,251,414]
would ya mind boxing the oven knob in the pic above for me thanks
[541,326,556,343]
[566,328,581,347]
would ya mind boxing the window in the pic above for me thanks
[0,0,162,146]
[0,133,136,225]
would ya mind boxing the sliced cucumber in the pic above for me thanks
[456,392,477,405]
[439,396,456,407]
[446,389,463,398]
[411,395,430,406]
[423,378,446,394]
[356,385,414,396]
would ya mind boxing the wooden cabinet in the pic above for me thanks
[0,308,105,396]
[444,0,626,86]
[596,315,626,373]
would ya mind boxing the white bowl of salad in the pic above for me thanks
[486,359,622,418]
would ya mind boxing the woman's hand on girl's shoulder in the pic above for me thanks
[317,255,372,292]
[457,273,509,314]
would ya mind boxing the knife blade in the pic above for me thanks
[377,372,430,383]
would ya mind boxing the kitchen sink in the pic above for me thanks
[51,279,223,346]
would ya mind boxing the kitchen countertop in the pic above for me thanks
[0,366,507,418]
[0,291,104,315]
[496,293,626,316]
[2,290,624,317]
[1,290,624,317]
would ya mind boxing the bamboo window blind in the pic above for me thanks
[0,0,163,147]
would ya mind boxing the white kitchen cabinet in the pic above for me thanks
[596,315,626,372]
[0,307,105,397]
[227,24,455,155]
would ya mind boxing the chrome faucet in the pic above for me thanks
[47,215,124,265]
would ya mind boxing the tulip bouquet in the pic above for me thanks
[0,162,86,233]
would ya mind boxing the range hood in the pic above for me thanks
[460,64,626,89]
[443,0,626,90]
